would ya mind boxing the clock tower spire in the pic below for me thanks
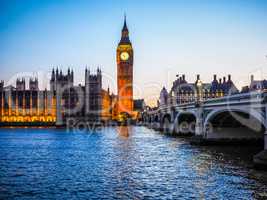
[116,15,134,117]
[120,14,130,44]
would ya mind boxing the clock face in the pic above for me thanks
[120,52,129,61]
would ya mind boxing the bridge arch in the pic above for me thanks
[204,107,266,140]
[174,111,197,135]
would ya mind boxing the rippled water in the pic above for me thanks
[0,126,267,199]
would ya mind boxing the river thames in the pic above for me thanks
[0,126,267,199]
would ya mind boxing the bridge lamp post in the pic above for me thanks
[195,74,203,106]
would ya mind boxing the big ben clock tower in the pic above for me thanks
[117,16,133,116]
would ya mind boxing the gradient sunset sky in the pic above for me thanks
[0,0,267,106]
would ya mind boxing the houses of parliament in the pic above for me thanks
[0,18,143,126]
[0,17,264,126]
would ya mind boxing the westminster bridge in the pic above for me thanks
[141,90,267,168]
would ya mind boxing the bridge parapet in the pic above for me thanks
[145,90,267,116]
[203,90,266,106]
[143,90,267,133]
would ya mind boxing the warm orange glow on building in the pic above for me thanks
[116,17,133,117]
[101,89,112,121]
[0,90,56,124]
[1,116,56,123]
[111,95,118,121]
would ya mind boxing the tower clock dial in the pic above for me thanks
[120,52,129,61]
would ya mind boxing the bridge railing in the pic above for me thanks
[203,90,266,105]
[145,89,267,115]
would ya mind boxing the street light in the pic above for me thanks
[195,74,203,105]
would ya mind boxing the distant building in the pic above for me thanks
[29,78,38,91]
[101,88,112,121]
[50,68,74,92]
[0,66,117,126]
[241,75,267,93]
[16,78,26,91]
[162,74,212,106]
[134,99,145,111]
[85,68,102,121]
[133,99,145,120]
[158,74,239,107]
[210,74,238,96]
[170,74,211,104]
[52,67,114,125]
[49,68,75,125]
[0,78,56,125]
[249,75,267,91]
[111,94,118,120]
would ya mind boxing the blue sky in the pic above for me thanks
[0,0,267,105]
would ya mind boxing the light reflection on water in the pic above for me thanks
[0,126,267,199]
